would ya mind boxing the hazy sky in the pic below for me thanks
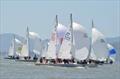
[0,0,120,39]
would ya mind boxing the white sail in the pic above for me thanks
[8,36,15,56]
[89,48,97,60]
[15,38,22,44]
[41,42,48,57]
[72,22,90,60]
[15,44,22,56]
[92,27,108,60]
[58,29,72,59]
[56,23,67,39]
[33,38,42,55]
[8,43,14,56]
[29,32,40,39]
[20,43,29,57]
[15,51,21,56]
[14,38,23,56]
[45,30,57,59]
[56,23,67,56]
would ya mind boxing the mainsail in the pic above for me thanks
[8,35,15,56]
[72,22,90,61]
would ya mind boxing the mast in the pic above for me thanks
[92,20,94,28]
[70,13,73,44]
[13,34,16,56]
[70,13,75,60]
[55,15,58,31]
[87,20,94,60]
[26,26,30,57]
[55,15,58,59]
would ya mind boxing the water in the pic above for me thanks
[0,57,120,79]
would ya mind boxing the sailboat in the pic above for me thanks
[79,20,98,67]
[66,16,97,67]
[105,43,116,64]
[56,14,90,63]
[36,15,58,65]
[17,27,39,62]
[18,27,42,62]
[85,20,117,66]
[5,35,16,59]
[53,14,85,67]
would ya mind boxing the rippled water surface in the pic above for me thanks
[0,57,120,79]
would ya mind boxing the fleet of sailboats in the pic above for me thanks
[5,14,117,67]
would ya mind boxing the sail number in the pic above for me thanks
[65,32,71,41]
